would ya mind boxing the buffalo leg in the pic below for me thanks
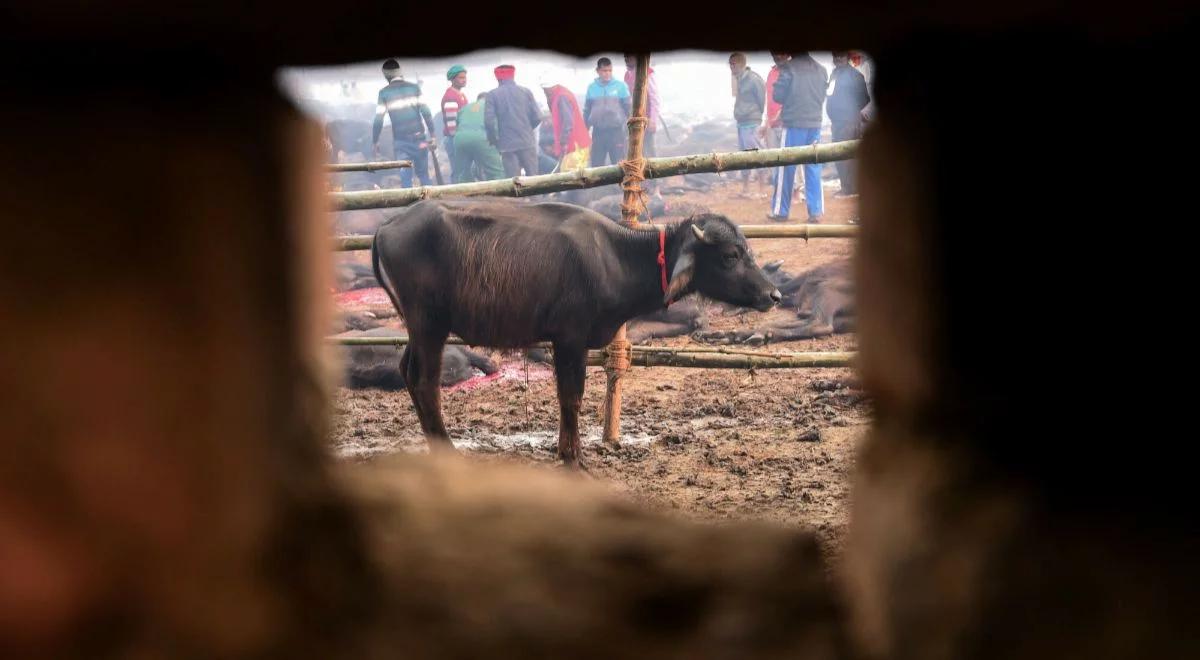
[399,345,422,418]
[406,329,454,452]
[551,342,587,469]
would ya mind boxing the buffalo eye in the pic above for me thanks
[721,251,739,268]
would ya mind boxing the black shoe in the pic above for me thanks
[806,214,823,224]
[766,213,789,222]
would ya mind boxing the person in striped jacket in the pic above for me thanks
[440,65,468,180]
[371,59,437,188]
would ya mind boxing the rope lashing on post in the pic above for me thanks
[618,116,651,221]
[604,337,633,372]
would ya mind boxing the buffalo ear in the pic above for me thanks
[664,251,695,306]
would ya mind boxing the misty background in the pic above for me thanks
[279,49,847,129]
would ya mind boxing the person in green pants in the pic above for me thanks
[451,93,506,183]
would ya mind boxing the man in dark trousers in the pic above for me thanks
[484,64,542,177]
[767,52,828,223]
[827,51,871,197]
[730,52,766,192]
[371,59,437,188]
[440,64,468,181]
[584,57,632,167]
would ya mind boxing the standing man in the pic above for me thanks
[451,92,506,183]
[767,52,828,223]
[371,59,437,188]
[729,52,766,193]
[827,51,871,197]
[760,52,800,205]
[584,57,631,167]
[440,64,468,181]
[759,52,789,149]
[540,77,592,171]
[484,64,542,177]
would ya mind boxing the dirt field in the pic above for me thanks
[329,177,868,555]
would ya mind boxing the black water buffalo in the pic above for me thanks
[372,198,781,467]
[324,119,373,162]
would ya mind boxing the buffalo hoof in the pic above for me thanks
[693,329,756,345]
[427,439,460,455]
[559,457,593,475]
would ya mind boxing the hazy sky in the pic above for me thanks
[280,49,837,126]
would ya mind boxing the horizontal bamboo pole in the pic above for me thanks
[586,350,854,369]
[331,335,541,348]
[327,336,854,369]
[326,160,412,172]
[741,224,858,239]
[330,140,859,211]
[332,223,857,252]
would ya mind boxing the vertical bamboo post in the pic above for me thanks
[601,53,650,446]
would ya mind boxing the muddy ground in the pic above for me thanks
[329,176,868,556]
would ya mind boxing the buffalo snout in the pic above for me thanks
[753,289,781,312]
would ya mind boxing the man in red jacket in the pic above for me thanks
[759,53,788,148]
[540,80,592,171]
[440,64,468,181]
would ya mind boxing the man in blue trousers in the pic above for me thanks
[371,59,437,188]
[767,52,828,223]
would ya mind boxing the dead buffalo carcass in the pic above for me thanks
[586,194,668,222]
[340,327,498,389]
[628,298,707,342]
[333,261,379,292]
[696,259,855,345]
[525,299,708,364]
[372,198,781,467]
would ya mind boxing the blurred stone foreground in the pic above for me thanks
[1,3,1197,659]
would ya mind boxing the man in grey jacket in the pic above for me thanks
[730,52,766,192]
[484,64,543,177]
[767,52,828,223]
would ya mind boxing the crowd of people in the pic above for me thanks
[368,51,871,223]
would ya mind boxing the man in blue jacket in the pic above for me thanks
[371,59,437,188]
[827,51,871,197]
[584,57,632,167]
[767,52,828,223]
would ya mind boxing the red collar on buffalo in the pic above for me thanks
[658,228,669,301]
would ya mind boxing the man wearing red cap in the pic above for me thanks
[484,64,542,177]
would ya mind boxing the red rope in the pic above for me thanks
[658,228,669,300]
